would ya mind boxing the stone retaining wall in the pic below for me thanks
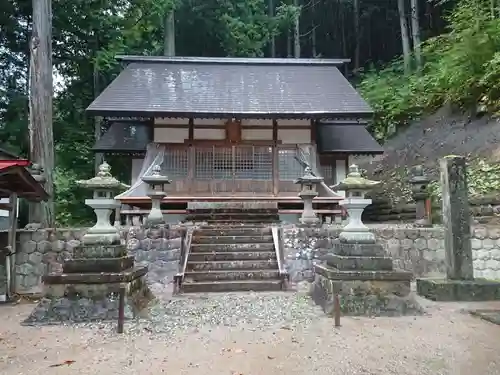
[6,226,183,295]
[364,195,500,225]
[3,224,500,295]
[283,224,500,282]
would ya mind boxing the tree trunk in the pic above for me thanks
[353,0,361,72]
[311,0,317,57]
[268,0,276,57]
[287,28,292,57]
[93,63,103,173]
[29,0,55,228]
[397,0,411,74]
[340,2,347,59]
[164,10,175,56]
[410,0,422,69]
[293,0,301,58]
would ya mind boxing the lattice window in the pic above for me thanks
[195,147,215,180]
[162,148,188,178]
[213,147,233,179]
[320,164,335,186]
[278,148,303,181]
[234,146,272,180]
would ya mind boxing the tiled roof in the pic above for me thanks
[316,122,384,154]
[92,122,152,153]
[86,56,372,119]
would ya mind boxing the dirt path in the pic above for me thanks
[1,293,500,375]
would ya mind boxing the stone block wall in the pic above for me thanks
[283,224,500,283]
[364,195,500,225]
[5,226,183,295]
[471,226,500,279]
[4,223,500,295]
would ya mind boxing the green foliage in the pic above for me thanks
[53,167,93,227]
[360,0,500,139]
[428,159,500,200]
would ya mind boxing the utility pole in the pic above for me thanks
[29,0,55,228]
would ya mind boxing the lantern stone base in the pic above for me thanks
[24,268,153,324]
[311,240,421,316]
[311,265,421,316]
[24,243,153,325]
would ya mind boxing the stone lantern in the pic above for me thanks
[409,165,431,227]
[76,162,129,245]
[331,164,380,243]
[141,164,171,227]
[294,167,323,225]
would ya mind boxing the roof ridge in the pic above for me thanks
[115,55,350,66]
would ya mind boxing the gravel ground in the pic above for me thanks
[2,289,500,375]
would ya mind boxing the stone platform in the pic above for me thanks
[312,264,421,316]
[311,240,422,317]
[416,278,500,301]
[24,244,154,324]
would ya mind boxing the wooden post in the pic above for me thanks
[425,198,432,225]
[29,0,55,228]
[7,193,18,298]
[334,293,341,327]
[117,285,126,333]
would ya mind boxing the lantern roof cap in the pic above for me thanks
[408,165,431,184]
[294,166,324,184]
[141,164,172,185]
[76,162,129,190]
[331,164,380,191]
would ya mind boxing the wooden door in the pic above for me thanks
[225,119,241,143]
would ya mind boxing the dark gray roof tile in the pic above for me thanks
[317,123,383,154]
[87,58,372,118]
[92,122,152,153]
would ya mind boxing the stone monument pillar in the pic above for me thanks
[440,156,473,280]
[312,165,418,316]
[417,155,500,301]
[294,167,323,225]
[25,164,46,229]
[408,165,431,227]
[25,162,153,324]
[141,165,171,227]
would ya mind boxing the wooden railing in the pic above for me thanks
[271,225,290,290]
[173,227,194,294]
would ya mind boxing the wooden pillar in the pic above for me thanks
[188,118,194,194]
[272,120,279,196]
[7,193,18,298]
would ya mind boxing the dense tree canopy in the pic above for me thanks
[1,0,498,224]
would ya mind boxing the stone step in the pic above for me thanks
[188,251,277,262]
[182,280,283,293]
[194,227,272,237]
[190,243,275,253]
[192,235,274,244]
[204,220,279,225]
[186,213,279,221]
[184,269,280,282]
[186,204,278,214]
[187,260,278,271]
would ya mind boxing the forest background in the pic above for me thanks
[1,0,500,225]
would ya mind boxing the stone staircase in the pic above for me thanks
[179,203,287,293]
